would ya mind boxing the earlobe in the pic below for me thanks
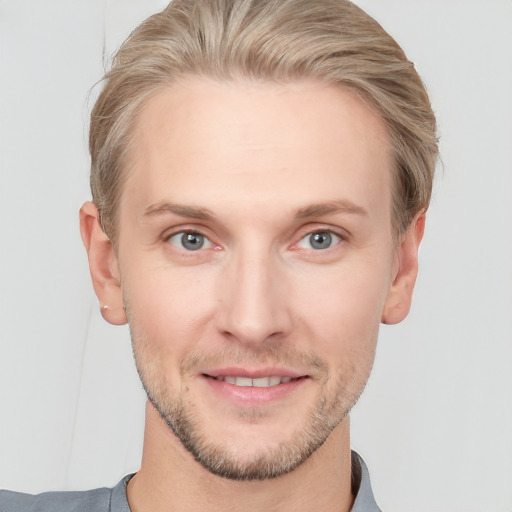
[381,211,426,325]
[79,201,127,326]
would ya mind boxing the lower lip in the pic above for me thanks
[202,375,308,406]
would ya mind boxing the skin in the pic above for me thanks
[80,78,425,512]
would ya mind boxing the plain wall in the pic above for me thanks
[0,1,511,511]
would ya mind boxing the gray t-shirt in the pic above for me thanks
[0,452,381,511]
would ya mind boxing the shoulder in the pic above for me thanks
[0,475,133,512]
[351,451,383,512]
[0,487,112,512]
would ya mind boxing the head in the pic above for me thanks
[81,0,438,482]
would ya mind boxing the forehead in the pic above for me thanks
[121,78,393,226]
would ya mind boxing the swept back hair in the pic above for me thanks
[90,0,438,242]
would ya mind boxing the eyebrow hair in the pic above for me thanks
[142,199,367,222]
[143,202,215,220]
[296,200,368,219]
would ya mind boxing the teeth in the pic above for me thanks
[235,377,253,387]
[269,376,281,386]
[252,377,270,387]
[215,376,295,387]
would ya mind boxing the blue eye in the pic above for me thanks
[298,231,340,250]
[168,232,213,251]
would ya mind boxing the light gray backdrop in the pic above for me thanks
[0,1,511,511]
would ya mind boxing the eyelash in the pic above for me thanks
[164,227,345,254]
[296,230,342,251]
[165,230,216,253]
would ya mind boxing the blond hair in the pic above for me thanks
[90,0,438,242]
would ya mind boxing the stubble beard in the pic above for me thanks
[132,331,369,481]
[146,386,346,481]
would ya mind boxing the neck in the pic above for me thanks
[127,402,354,512]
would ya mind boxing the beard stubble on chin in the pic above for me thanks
[130,330,370,482]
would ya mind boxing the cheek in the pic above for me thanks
[294,261,390,359]
[123,268,220,395]
[123,266,217,356]
[297,273,383,400]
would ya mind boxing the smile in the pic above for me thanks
[211,376,296,387]
[201,371,309,405]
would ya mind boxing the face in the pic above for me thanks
[109,79,400,480]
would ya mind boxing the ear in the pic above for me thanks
[79,201,127,325]
[381,211,426,325]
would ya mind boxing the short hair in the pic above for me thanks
[89,0,438,243]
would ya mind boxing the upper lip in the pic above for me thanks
[201,367,307,379]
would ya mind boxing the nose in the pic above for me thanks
[215,247,293,347]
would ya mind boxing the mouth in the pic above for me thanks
[203,375,306,388]
[199,367,311,406]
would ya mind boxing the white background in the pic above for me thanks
[0,1,511,511]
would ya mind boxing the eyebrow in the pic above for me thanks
[143,202,215,220]
[296,200,368,219]
[142,199,367,221]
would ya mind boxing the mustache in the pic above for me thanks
[180,345,327,376]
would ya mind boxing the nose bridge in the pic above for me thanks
[216,242,291,345]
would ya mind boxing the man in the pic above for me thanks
[0,0,438,510]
